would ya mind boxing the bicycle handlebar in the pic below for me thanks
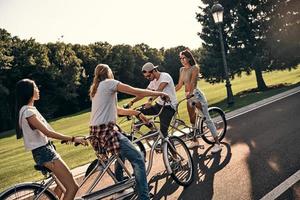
[61,135,95,146]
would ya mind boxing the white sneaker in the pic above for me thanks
[112,188,134,199]
[188,140,200,149]
[211,144,222,153]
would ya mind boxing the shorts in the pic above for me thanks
[32,142,60,166]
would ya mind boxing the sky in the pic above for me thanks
[0,0,205,49]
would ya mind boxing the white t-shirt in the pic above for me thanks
[90,79,120,126]
[147,72,178,109]
[19,105,51,151]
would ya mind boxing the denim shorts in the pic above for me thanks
[32,142,60,166]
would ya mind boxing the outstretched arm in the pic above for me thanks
[117,82,168,99]
[117,107,149,124]
[27,115,87,144]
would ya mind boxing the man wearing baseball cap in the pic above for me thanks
[128,62,178,139]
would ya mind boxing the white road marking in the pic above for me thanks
[226,86,300,120]
[260,170,300,200]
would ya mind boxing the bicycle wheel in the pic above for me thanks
[0,183,57,200]
[200,107,227,144]
[163,136,194,186]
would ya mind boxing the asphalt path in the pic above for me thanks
[144,91,300,200]
[76,91,300,200]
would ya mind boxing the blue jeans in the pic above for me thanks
[189,89,218,137]
[115,133,150,200]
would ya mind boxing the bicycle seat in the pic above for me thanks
[34,165,52,175]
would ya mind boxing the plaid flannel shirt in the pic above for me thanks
[89,122,120,155]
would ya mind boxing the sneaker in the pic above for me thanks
[112,188,134,199]
[188,140,200,149]
[211,144,222,153]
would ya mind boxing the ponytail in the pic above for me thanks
[89,64,112,100]
[89,78,100,99]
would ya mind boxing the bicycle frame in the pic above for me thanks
[168,97,205,139]
[168,95,227,146]
[5,138,138,200]
[120,102,187,176]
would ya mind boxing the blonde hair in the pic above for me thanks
[89,64,114,99]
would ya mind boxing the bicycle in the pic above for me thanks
[169,95,227,146]
[85,102,195,187]
[0,136,139,200]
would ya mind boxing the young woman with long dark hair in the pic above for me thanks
[15,79,87,200]
[175,49,222,153]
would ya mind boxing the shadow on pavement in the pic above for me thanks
[143,142,232,200]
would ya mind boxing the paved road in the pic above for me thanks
[75,90,300,200]
[144,91,300,200]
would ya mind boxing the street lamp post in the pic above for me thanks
[211,3,234,106]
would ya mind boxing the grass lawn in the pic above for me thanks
[0,67,299,192]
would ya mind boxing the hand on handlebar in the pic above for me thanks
[160,93,170,102]
[142,102,152,109]
[61,136,88,146]
[137,112,150,125]
[74,136,89,146]
[123,102,132,109]
[186,93,194,99]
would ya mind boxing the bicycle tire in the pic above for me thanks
[84,135,146,177]
[0,183,57,200]
[162,136,194,186]
[200,107,227,144]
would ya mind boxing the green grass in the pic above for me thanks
[0,67,299,192]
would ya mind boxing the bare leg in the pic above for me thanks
[44,159,78,200]
[187,102,196,125]
[187,102,199,148]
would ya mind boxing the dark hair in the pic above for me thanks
[180,49,197,66]
[15,79,34,139]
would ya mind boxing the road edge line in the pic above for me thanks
[260,170,300,200]
[226,86,300,120]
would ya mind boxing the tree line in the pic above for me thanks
[0,28,195,132]
[0,0,298,132]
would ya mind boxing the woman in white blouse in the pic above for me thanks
[15,79,87,200]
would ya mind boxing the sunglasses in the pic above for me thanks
[180,57,187,60]
[142,69,154,74]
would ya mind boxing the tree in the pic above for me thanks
[196,0,299,91]
[0,29,15,131]
[265,0,300,69]
[46,42,83,116]
[133,43,164,88]
[162,46,186,84]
